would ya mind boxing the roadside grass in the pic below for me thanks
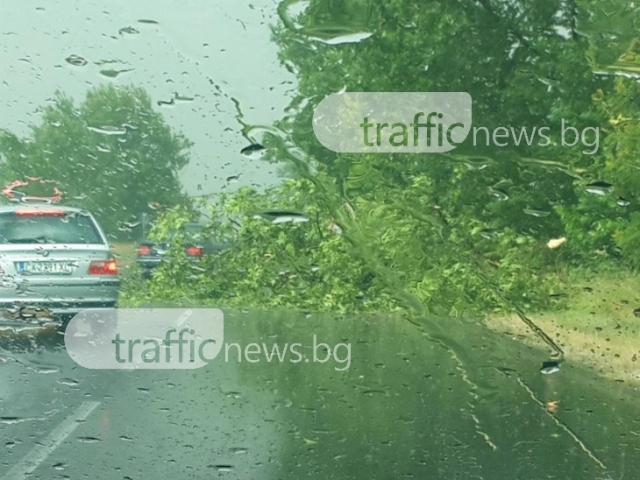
[116,250,640,383]
[486,269,640,383]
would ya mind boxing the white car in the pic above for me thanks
[0,201,120,321]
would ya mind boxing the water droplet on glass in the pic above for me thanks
[241,143,266,158]
[230,447,249,455]
[34,367,59,374]
[99,69,133,79]
[223,390,242,398]
[174,93,194,102]
[0,417,22,425]
[119,26,139,35]
[540,360,561,375]
[523,208,551,217]
[585,180,613,196]
[460,157,490,170]
[77,437,101,444]
[308,30,373,45]
[489,188,509,200]
[65,55,87,66]
[478,228,499,239]
[58,378,79,386]
[87,126,127,136]
[254,211,309,224]
[157,98,175,107]
[212,465,234,473]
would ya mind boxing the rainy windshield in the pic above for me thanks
[0,1,639,479]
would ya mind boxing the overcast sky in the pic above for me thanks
[0,0,295,197]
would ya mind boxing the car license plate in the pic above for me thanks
[16,261,77,275]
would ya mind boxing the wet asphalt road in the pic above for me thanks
[1,314,639,480]
[0,333,280,480]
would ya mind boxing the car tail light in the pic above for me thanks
[137,245,152,256]
[186,246,203,257]
[88,259,118,275]
[14,209,66,216]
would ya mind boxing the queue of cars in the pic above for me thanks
[0,182,252,334]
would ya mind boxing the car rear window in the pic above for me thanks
[0,211,102,244]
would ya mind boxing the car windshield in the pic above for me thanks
[0,212,102,244]
[1,1,639,479]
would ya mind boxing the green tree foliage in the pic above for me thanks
[125,176,561,316]
[0,84,192,237]
[124,182,401,313]
[126,0,640,315]
[265,0,613,312]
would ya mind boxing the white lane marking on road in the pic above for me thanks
[1,401,101,480]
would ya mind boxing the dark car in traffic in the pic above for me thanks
[135,223,229,278]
